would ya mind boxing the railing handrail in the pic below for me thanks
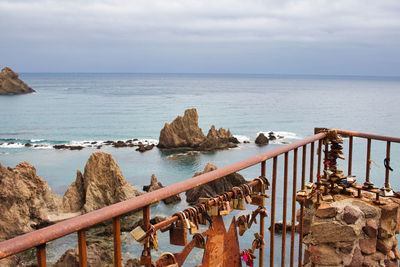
[0,132,326,259]
[317,128,400,143]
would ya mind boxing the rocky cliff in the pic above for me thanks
[158,108,239,151]
[0,162,62,241]
[63,152,142,213]
[0,67,35,95]
[185,163,246,205]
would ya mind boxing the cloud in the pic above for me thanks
[1,0,400,44]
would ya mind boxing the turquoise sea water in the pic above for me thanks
[1,73,400,265]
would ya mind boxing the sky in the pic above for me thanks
[1,0,400,76]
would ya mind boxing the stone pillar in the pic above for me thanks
[301,192,400,267]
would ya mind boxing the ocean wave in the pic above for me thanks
[233,135,250,143]
[257,131,302,144]
[0,142,25,148]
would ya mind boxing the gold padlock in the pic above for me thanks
[169,213,188,246]
[250,194,265,207]
[207,202,219,216]
[130,225,147,242]
[254,177,265,193]
[219,201,229,216]
[193,233,206,249]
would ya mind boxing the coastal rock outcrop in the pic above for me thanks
[62,152,142,213]
[0,162,62,241]
[158,108,239,151]
[143,174,181,204]
[0,67,35,95]
[255,133,269,145]
[185,163,247,205]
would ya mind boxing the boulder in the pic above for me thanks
[136,144,154,152]
[158,108,238,151]
[255,133,269,145]
[0,162,62,241]
[315,202,337,218]
[343,205,360,224]
[310,221,357,243]
[185,163,247,205]
[0,67,35,95]
[142,174,181,205]
[62,152,142,213]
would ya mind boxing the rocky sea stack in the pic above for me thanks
[0,67,35,95]
[158,108,239,151]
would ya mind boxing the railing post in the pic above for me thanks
[113,216,122,267]
[365,138,371,185]
[141,205,151,267]
[385,141,391,188]
[36,244,46,267]
[301,145,307,189]
[281,152,289,267]
[270,156,277,267]
[317,139,322,179]
[348,136,353,176]
[298,201,304,266]
[77,230,87,267]
[290,148,298,267]
[309,142,314,182]
[260,160,266,267]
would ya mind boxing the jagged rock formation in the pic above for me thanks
[185,163,247,205]
[62,152,142,213]
[0,162,62,241]
[158,108,239,151]
[0,67,35,95]
[143,174,181,204]
[255,133,269,145]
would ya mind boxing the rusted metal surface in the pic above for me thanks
[141,206,152,267]
[281,152,288,267]
[298,201,304,266]
[0,132,326,260]
[317,139,322,179]
[385,141,391,188]
[77,230,87,267]
[260,160,266,267]
[290,148,298,267]
[348,136,353,176]
[200,216,241,267]
[113,216,122,267]
[36,244,46,267]
[270,156,277,267]
[335,129,400,143]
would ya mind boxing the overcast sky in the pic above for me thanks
[1,0,400,75]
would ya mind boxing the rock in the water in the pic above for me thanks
[62,152,142,213]
[0,67,35,95]
[158,108,238,151]
[136,144,154,152]
[0,162,62,241]
[143,174,181,205]
[255,133,269,145]
[185,163,247,205]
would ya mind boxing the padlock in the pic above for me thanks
[236,190,247,210]
[254,177,265,193]
[195,205,208,225]
[152,252,178,267]
[207,202,219,216]
[150,232,159,251]
[169,213,188,246]
[130,225,147,242]
[237,216,248,236]
[250,194,265,207]
[219,201,229,216]
[193,233,206,249]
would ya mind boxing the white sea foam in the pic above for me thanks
[30,139,44,142]
[233,135,250,143]
[0,142,25,148]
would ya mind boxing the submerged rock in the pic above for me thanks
[143,174,181,204]
[0,67,35,95]
[158,108,238,151]
[255,133,269,145]
[185,163,247,205]
[136,144,154,152]
[62,152,142,213]
[0,162,62,241]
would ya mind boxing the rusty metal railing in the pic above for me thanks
[1,128,399,267]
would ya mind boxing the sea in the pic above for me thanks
[1,73,400,265]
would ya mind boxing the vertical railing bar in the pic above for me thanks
[260,160,266,267]
[270,156,278,267]
[113,216,122,267]
[348,136,353,176]
[281,152,288,267]
[385,141,391,188]
[317,139,322,178]
[36,243,46,267]
[301,145,307,189]
[78,230,87,267]
[365,138,371,184]
[289,148,298,267]
[309,142,314,182]
[142,205,151,267]
[298,201,304,266]
[324,142,329,174]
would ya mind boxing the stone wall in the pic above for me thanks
[301,192,400,267]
